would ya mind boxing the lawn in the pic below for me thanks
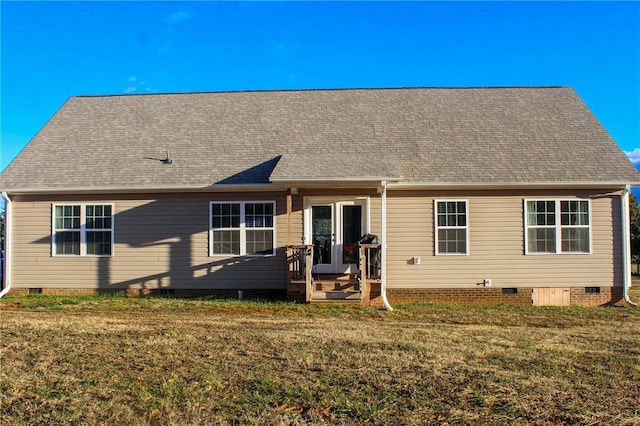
[1,294,639,425]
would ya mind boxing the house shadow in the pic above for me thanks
[215,156,281,185]
[35,197,293,300]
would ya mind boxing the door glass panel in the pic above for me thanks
[342,205,362,265]
[312,206,332,265]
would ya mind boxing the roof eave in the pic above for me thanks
[3,180,638,196]
[388,181,640,190]
[270,176,403,186]
[0,183,287,195]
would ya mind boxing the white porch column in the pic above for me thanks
[380,181,392,310]
[622,185,637,307]
[1,192,12,298]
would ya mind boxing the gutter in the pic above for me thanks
[4,181,639,195]
[0,192,11,298]
[621,185,637,307]
[0,183,289,195]
[379,181,393,311]
[388,181,640,191]
[270,177,404,184]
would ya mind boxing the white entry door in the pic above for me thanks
[305,198,367,274]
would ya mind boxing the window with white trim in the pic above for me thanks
[53,204,113,256]
[210,201,275,256]
[435,200,468,255]
[525,199,590,254]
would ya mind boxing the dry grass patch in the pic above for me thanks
[631,276,640,304]
[1,296,639,425]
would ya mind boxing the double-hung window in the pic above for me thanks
[525,199,590,254]
[210,201,275,256]
[435,200,468,255]
[53,204,113,256]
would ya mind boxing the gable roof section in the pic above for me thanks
[1,87,638,192]
[270,153,402,183]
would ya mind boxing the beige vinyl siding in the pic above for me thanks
[9,188,623,292]
[10,192,289,290]
[386,190,622,289]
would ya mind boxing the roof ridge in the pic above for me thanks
[73,86,570,98]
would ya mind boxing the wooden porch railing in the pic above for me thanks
[359,244,381,301]
[287,244,313,302]
[288,243,380,303]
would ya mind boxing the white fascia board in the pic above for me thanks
[0,183,287,195]
[387,181,637,191]
[4,180,638,195]
[270,177,403,183]
[269,178,403,189]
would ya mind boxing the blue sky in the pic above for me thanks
[1,1,639,171]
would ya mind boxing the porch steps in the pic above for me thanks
[309,291,363,304]
[311,279,361,292]
[309,276,362,302]
[311,290,361,300]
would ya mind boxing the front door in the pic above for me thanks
[306,199,367,274]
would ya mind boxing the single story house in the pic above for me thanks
[1,87,638,307]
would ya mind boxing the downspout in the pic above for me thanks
[380,181,393,311]
[0,192,11,298]
[621,185,637,307]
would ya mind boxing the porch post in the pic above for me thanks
[622,185,637,307]
[0,192,12,298]
[286,189,292,246]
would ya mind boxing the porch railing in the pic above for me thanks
[287,244,313,302]
[287,243,380,303]
[359,244,382,301]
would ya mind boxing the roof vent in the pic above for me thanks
[161,150,172,164]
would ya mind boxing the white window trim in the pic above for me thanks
[209,201,276,257]
[52,203,115,257]
[434,199,469,256]
[524,199,592,255]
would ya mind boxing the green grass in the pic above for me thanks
[1,295,639,425]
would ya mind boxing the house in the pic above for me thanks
[1,87,638,307]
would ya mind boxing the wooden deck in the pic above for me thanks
[286,245,381,305]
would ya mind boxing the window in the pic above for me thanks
[53,204,113,256]
[525,199,590,254]
[525,200,556,253]
[210,201,275,256]
[560,200,590,252]
[435,200,468,255]
[211,203,241,255]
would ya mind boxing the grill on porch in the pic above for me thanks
[286,244,382,304]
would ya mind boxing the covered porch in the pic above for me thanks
[270,153,399,308]
[286,243,381,304]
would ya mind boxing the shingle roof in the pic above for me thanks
[270,154,403,182]
[1,87,638,191]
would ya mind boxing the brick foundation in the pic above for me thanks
[383,286,624,306]
[569,286,623,306]
[385,288,533,305]
[7,288,286,300]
